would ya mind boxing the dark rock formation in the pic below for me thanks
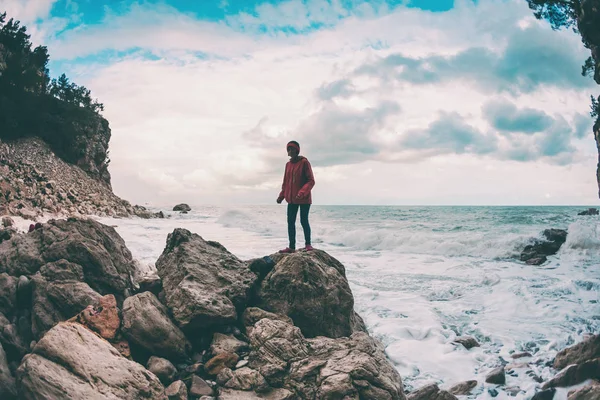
[485,366,506,385]
[448,380,478,396]
[173,204,191,212]
[452,336,480,350]
[554,334,600,370]
[578,207,599,215]
[520,228,568,265]
[406,383,457,400]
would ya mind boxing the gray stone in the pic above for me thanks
[406,384,458,400]
[165,380,187,400]
[453,336,480,350]
[0,342,17,399]
[0,273,17,316]
[147,356,177,385]
[155,229,257,331]
[218,388,295,399]
[568,382,600,399]
[448,380,478,395]
[542,358,600,389]
[217,366,269,392]
[190,374,214,397]
[122,292,191,362]
[16,322,165,399]
[485,367,506,385]
[210,332,249,356]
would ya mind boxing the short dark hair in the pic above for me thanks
[287,140,300,148]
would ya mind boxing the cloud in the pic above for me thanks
[0,0,56,23]
[315,79,356,100]
[573,112,594,139]
[355,24,592,94]
[482,99,553,134]
[399,112,497,155]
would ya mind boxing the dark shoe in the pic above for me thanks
[278,247,295,254]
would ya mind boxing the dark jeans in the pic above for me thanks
[287,204,311,249]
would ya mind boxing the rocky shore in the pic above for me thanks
[0,216,596,400]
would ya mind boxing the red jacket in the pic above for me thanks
[278,156,315,204]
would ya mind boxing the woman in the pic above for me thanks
[276,140,315,253]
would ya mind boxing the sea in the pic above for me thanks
[92,205,600,400]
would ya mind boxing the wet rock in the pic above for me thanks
[205,352,239,376]
[68,294,120,340]
[165,380,187,400]
[485,367,506,385]
[210,333,249,357]
[406,383,458,400]
[532,387,556,400]
[554,334,600,370]
[448,380,477,395]
[505,386,522,396]
[16,275,32,309]
[172,203,191,212]
[568,381,600,399]
[520,229,567,264]
[542,358,600,389]
[121,291,191,362]
[256,250,363,338]
[0,312,28,362]
[511,352,533,359]
[452,336,480,350]
[1,216,13,227]
[16,322,165,399]
[190,374,214,397]
[0,343,17,400]
[577,208,599,215]
[147,356,177,385]
[155,229,257,331]
[136,274,162,296]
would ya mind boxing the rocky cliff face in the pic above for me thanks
[0,137,159,220]
[70,113,112,188]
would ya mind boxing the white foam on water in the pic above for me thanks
[90,205,599,399]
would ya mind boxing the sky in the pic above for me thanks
[1,0,599,206]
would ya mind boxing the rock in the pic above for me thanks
[577,208,599,215]
[237,359,249,368]
[568,381,600,399]
[505,386,522,396]
[210,333,249,357]
[0,312,28,362]
[542,358,600,389]
[532,388,556,400]
[448,380,477,395]
[68,294,120,340]
[155,229,257,331]
[16,275,32,309]
[173,203,191,212]
[248,256,277,280]
[406,383,458,400]
[520,229,567,264]
[165,380,187,400]
[205,352,239,376]
[242,307,293,329]
[452,336,480,350]
[147,356,177,385]
[217,366,269,392]
[256,250,362,338]
[0,273,17,316]
[485,367,506,385]
[0,343,17,400]
[511,352,532,359]
[554,334,600,369]
[218,388,295,399]
[2,216,13,227]
[30,261,103,339]
[0,218,136,298]
[136,274,162,296]
[16,322,165,399]
[121,291,191,362]
[248,317,406,399]
[190,375,214,397]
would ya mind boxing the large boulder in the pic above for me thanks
[0,218,136,297]
[173,204,191,212]
[520,229,568,265]
[16,322,166,399]
[0,272,17,316]
[554,334,600,369]
[406,383,457,400]
[121,291,191,362]
[30,260,102,339]
[247,317,406,399]
[155,229,257,331]
[256,250,364,338]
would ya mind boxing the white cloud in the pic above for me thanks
[0,0,56,22]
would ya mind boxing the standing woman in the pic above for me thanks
[276,140,315,253]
